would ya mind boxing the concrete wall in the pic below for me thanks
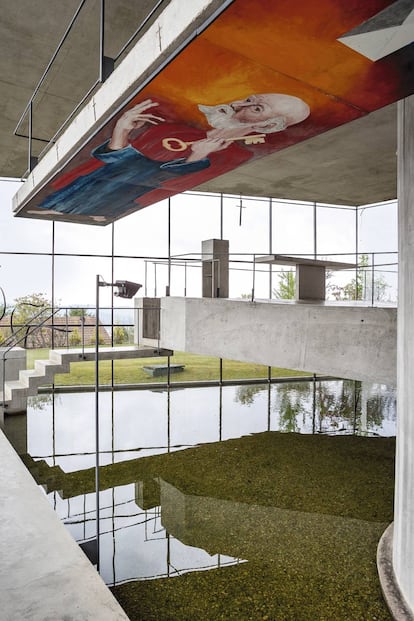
[160,297,397,384]
[0,347,27,419]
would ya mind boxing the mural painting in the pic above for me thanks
[20,0,414,225]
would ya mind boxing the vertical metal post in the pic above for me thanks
[251,254,256,302]
[95,274,101,572]
[167,198,171,296]
[313,202,317,258]
[28,101,35,172]
[355,207,359,300]
[111,223,115,384]
[371,252,375,306]
[220,193,224,240]
[267,367,272,431]
[51,221,55,350]
[269,197,273,299]
[99,0,105,81]
[154,263,157,297]
[184,263,187,297]
[144,261,148,296]
[219,385,223,442]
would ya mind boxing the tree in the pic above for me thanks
[69,327,82,346]
[8,293,70,348]
[329,254,390,302]
[113,325,128,344]
[69,307,91,317]
[11,293,53,348]
[272,269,295,300]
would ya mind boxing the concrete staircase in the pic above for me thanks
[1,345,172,413]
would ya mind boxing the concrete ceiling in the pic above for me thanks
[0,0,403,207]
[0,0,173,177]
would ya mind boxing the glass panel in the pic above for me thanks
[316,204,356,258]
[53,255,112,307]
[0,178,53,253]
[170,192,221,257]
[113,200,169,257]
[0,254,52,303]
[223,195,269,255]
[272,201,314,255]
[54,219,113,254]
[358,201,397,254]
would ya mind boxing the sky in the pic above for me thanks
[0,178,398,309]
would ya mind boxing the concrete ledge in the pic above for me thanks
[377,523,414,620]
[0,428,129,621]
[160,297,397,385]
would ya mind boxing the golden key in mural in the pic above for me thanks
[162,134,267,152]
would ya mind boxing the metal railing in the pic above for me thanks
[14,0,170,177]
[144,251,398,305]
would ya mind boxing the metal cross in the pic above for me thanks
[236,197,246,226]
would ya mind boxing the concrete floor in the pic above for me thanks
[0,426,129,621]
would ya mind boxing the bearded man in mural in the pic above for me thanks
[32,94,310,222]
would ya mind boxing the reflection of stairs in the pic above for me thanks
[21,454,66,495]
[1,345,172,412]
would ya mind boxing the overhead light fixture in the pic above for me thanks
[98,278,141,299]
[113,280,141,299]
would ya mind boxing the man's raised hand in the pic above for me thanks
[109,99,164,150]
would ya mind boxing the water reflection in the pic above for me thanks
[235,379,396,436]
[4,379,396,589]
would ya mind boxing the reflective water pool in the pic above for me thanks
[5,379,396,620]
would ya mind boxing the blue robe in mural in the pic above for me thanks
[39,140,210,218]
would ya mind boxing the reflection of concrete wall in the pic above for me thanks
[135,477,160,510]
[3,412,27,455]
[159,479,385,569]
[160,297,396,384]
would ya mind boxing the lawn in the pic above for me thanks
[25,348,310,386]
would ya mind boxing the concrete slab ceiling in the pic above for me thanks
[3,0,413,223]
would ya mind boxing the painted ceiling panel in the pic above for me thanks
[17,0,414,225]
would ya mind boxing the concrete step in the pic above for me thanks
[3,345,173,411]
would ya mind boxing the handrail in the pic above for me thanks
[14,0,171,175]
[1,306,61,407]
[144,250,398,302]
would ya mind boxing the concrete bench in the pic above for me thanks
[143,363,185,377]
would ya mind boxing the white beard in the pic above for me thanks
[198,104,244,130]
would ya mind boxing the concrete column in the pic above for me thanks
[393,95,414,613]
[201,239,229,298]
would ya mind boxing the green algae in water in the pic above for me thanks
[109,432,394,621]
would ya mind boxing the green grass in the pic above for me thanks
[25,348,310,386]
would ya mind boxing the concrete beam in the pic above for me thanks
[160,297,396,384]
